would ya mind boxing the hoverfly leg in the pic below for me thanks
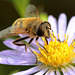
[36,37,39,41]
[27,38,38,64]
[36,37,48,53]
[35,37,39,45]
[12,36,29,44]
[28,47,38,64]
[12,36,29,51]
[45,37,48,45]
[25,38,34,52]
[12,42,25,46]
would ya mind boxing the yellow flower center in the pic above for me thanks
[34,33,75,68]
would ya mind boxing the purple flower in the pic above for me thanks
[0,13,75,75]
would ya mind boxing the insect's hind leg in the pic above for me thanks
[12,36,29,52]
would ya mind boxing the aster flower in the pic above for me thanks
[0,13,75,75]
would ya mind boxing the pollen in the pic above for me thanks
[34,33,75,68]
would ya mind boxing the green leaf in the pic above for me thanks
[9,70,19,75]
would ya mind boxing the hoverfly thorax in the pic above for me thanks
[36,22,51,38]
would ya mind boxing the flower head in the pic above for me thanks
[34,35,75,68]
[0,13,75,75]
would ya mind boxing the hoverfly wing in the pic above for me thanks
[25,4,39,18]
[0,26,19,39]
[0,26,13,39]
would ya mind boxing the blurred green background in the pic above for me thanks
[0,0,75,75]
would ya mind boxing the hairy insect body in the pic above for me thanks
[12,17,43,38]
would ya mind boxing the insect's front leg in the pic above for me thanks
[36,37,48,53]
[35,37,48,64]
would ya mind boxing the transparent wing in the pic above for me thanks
[0,26,13,39]
[0,25,20,39]
[25,4,39,18]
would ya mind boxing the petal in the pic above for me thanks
[3,39,25,52]
[58,13,67,41]
[61,68,70,75]
[12,65,44,75]
[69,65,75,72]
[68,33,75,46]
[65,67,75,75]
[66,16,75,35]
[30,47,40,53]
[66,16,75,45]
[34,68,49,75]
[56,69,61,75]
[48,15,58,39]
[0,55,16,64]
[45,69,55,75]
[0,50,36,65]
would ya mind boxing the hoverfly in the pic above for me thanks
[0,5,52,52]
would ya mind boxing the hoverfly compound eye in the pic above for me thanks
[46,26,48,30]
